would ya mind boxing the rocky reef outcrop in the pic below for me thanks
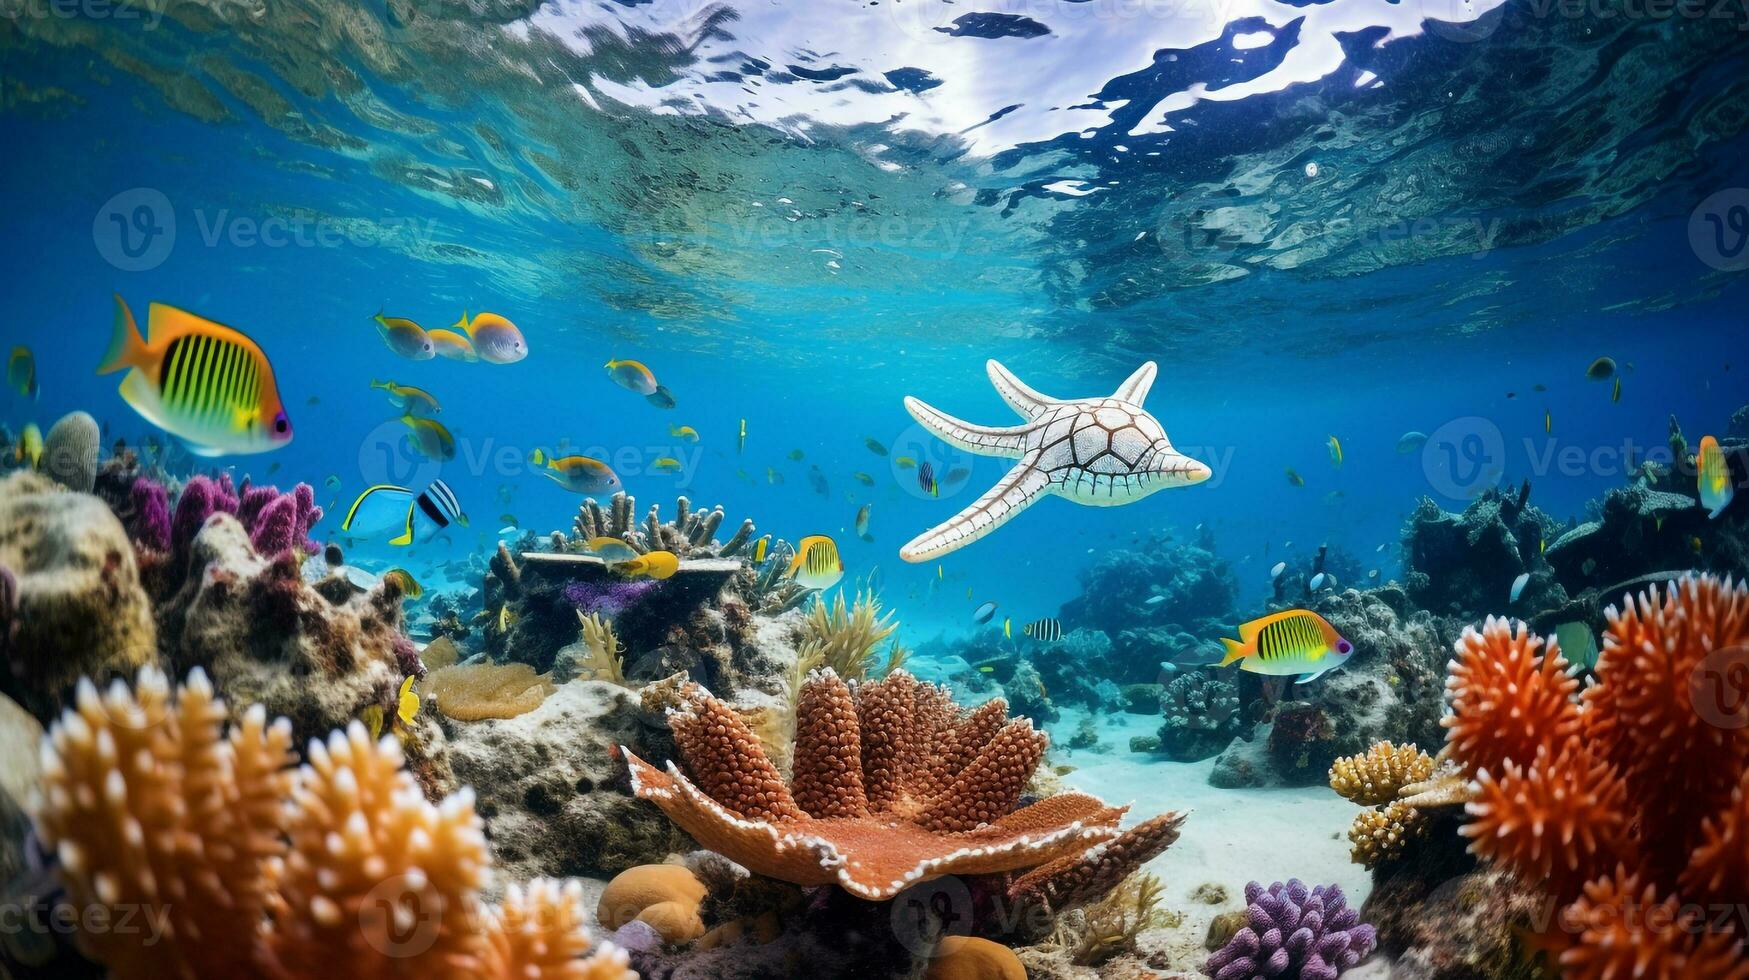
[1401,484,1564,620]
[1061,528,1237,681]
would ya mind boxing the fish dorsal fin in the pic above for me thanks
[147,303,236,346]
[985,360,1060,419]
[342,484,413,530]
[1113,361,1158,405]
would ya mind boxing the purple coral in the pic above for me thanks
[129,477,172,553]
[1205,880,1376,980]
[564,578,660,617]
[171,475,239,565]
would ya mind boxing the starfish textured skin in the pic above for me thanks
[900,359,1211,562]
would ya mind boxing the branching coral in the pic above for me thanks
[1204,880,1376,980]
[426,662,557,721]
[622,669,1185,907]
[557,611,627,685]
[796,590,899,682]
[571,492,755,558]
[34,667,630,980]
[1434,574,1749,978]
[1346,801,1425,870]
[1329,742,1435,807]
[1038,872,1178,966]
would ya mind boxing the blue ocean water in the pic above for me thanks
[2,0,1746,644]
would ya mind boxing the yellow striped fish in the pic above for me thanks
[1022,618,1062,642]
[100,296,293,456]
[786,534,843,590]
[1698,435,1734,519]
[1217,609,1353,681]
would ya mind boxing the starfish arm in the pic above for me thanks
[1112,361,1157,405]
[986,360,1061,419]
[903,396,1033,458]
[900,461,1050,562]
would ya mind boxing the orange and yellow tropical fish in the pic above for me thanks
[1216,609,1353,681]
[1698,435,1733,519]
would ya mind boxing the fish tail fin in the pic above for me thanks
[528,447,547,467]
[370,379,387,390]
[389,503,416,546]
[99,295,149,375]
[455,309,471,335]
[1217,637,1247,667]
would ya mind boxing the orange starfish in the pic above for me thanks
[622,669,1184,905]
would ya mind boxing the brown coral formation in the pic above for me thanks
[1347,800,1426,870]
[596,864,708,943]
[1329,740,1434,806]
[623,668,1185,907]
[1436,574,1749,978]
[33,666,632,980]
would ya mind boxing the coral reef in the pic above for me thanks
[796,589,900,681]
[1401,487,1563,619]
[0,471,156,722]
[928,937,1026,978]
[623,669,1186,917]
[1032,872,1177,967]
[1154,670,1243,762]
[1545,479,1749,593]
[597,864,709,943]
[1328,741,1434,807]
[33,667,631,979]
[553,611,629,684]
[570,492,756,559]
[1204,880,1376,980]
[40,410,99,493]
[1407,575,1749,977]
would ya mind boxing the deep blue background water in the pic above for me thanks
[2,1,1746,640]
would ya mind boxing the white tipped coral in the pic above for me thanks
[33,667,630,980]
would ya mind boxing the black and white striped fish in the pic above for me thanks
[1022,617,1062,642]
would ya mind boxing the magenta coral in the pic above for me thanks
[171,475,239,565]
[1205,880,1376,980]
[128,477,171,553]
[564,579,660,617]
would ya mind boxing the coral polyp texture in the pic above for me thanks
[1203,879,1377,980]
[33,667,632,980]
[1328,741,1435,807]
[622,668,1185,905]
[1437,574,1749,978]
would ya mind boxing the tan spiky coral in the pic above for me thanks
[560,611,627,685]
[426,661,556,721]
[1039,872,1178,966]
[1347,800,1426,870]
[623,669,1185,905]
[1329,741,1435,806]
[33,667,632,980]
[797,590,899,682]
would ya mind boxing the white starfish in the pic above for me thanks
[899,360,1211,562]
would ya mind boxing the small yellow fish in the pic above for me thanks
[498,605,515,632]
[1285,468,1305,488]
[428,328,478,362]
[396,675,420,728]
[766,467,783,485]
[937,564,943,580]
[605,359,658,395]
[786,535,844,591]
[978,666,994,674]
[1545,409,1552,434]
[586,536,640,562]
[738,418,747,454]
[1217,609,1354,680]
[17,423,42,468]
[373,311,435,360]
[8,346,36,399]
[1691,535,1705,554]
[652,457,683,474]
[1698,435,1734,518]
[530,449,622,494]
[753,535,770,563]
[855,504,871,540]
[668,424,700,443]
[460,311,527,364]
[1539,537,1547,554]
[895,455,917,469]
[1326,435,1343,467]
[1003,617,1012,639]
[614,550,679,580]
[1611,376,1622,403]
[383,568,423,599]
[360,703,386,740]
[854,472,875,486]
[400,415,456,461]
[788,449,805,461]
[371,379,441,414]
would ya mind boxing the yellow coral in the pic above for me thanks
[1042,871,1179,966]
[1348,800,1427,869]
[33,668,630,980]
[596,864,708,943]
[797,589,898,682]
[426,662,556,721]
[1329,740,1435,806]
[568,611,627,685]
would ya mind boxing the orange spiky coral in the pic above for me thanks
[623,668,1184,906]
[1443,617,1580,779]
[33,667,632,980]
[1437,574,1749,976]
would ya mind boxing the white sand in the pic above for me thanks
[1046,706,1392,976]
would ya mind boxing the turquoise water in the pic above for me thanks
[2,1,1746,639]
